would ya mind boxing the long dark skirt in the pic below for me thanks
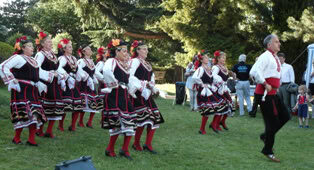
[10,82,47,129]
[131,90,164,129]
[61,82,83,112]
[40,77,65,120]
[102,87,136,136]
[197,87,230,116]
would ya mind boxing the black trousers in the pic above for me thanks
[259,95,290,154]
[249,93,263,116]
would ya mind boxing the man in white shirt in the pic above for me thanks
[250,34,290,163]
[278,53,295,115]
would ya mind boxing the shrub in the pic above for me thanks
[0,41,14,87]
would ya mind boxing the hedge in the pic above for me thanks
[0,41,14,87]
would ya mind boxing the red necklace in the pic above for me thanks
[217,64,228,75]
[21,55,38,68]
[41,50,58,64]
[84,58,95,70]
[116,58,130,72]
[65,55,77,71]
[138,58,152,71]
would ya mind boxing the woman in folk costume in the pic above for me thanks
[128,40,164,154]
[76,45,99,128]
[192,51,229,134]
[94,46,108,127]
[211,50,235,132]
[57,38,84,132]
[34,32,65,138]
[102,39,136,160]
[0,36,49,146]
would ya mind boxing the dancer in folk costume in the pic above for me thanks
[56,38,84,132]
[211,50,235,132]
[34,32,65,138]
[77,45,99,128]
[0,36,49,146]
[192,51,230,134]
[128,40,164,154]
[102,39,136,160]
[250,34,290,162]
[94,46,108,127]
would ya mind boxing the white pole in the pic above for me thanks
[306,44,314,88]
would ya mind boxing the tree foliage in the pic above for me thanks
[26,0,89,49]
[283,7,314,43]
[0,0,38,38]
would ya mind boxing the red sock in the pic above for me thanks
[133,127,144,150]
[28,124,37,144]
[87,113,95,126]
[216,115,222,131]
[58,115,66,131]
[211,115,218,130]
[46,120,55,135]
[122,136,132,155]
[37,124,44,136]
[145,127,156,150]
[221,114,228,128]
[200,116,208,134]
[106,135,119,152]
[13,128,23,143]
[78,112,85,127]
[71,112,80,131]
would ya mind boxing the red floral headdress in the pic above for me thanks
[194,52,204,69]
[35,31,50,51]
[96,46,109,62]
[107,39,121,50]
[77,48,83,58]
[13,36,28,54]
[130,40,145,58]
[212,50,222,65]
[57,38,71,49]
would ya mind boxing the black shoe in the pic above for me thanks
[209,124,219,133]
[249,111,256,118]
[105,150,116,157]
[44,132,55,139]
[68,126,75,132]
[143,144,157,154]
[86,123,93,128]
[119,149,133,160]
[220,122,229,130]
[26,141,38,147]
[12,139,23,145]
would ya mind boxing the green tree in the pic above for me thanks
[283,7,314,43]
[26,0,89,49]
[0,0,38,37]
[159,0,247,67]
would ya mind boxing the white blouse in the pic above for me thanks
[0,54,53,84]
[250,50,281,84]
[95,61,105,82]
[128,58,158,99]
[0,54,51,93]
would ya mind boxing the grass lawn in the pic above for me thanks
[0,86,314,170]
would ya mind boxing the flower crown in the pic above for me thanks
[35,32,49,45]
[130,40,145,58]
[107,39,122,50]
[57,38,71,49]
[214,50,221,57]
[96,46,110,62]
[14,36,27,51]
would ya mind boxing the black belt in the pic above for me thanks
[281,82,291,85]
